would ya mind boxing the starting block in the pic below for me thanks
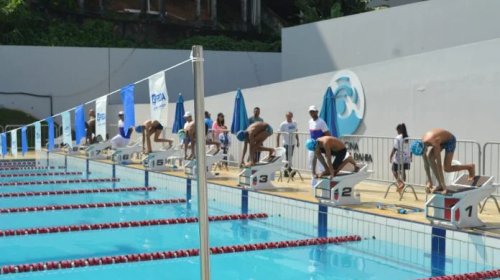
[85,141,111,159]
[111,144,142,165]
[63,143,85,155]
[314,163,372,206]
[185,150,225,179]
[425,175,498,228]
[238,147,286,190]
[142,148,181,171]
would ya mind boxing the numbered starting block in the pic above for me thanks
[314,163,372,206]
[64,143,85,155]
[185,150,225,179]
[85,141,111,159]
[142,148,181,172]
[425,175,497,228]
[238,147,286,190]
[111,144,142,165]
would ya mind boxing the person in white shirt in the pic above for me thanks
[308,105,331,176]
[111,111,133,149]
[277,112,300,176]
[389,123,412,192]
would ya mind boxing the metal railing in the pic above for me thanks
[482,142,500,195]
[339,135,482,187]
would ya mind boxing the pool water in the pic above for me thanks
[0,159,497,279]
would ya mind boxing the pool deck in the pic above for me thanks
[6,152,500,238]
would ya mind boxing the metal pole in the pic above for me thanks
[192,45,211,280]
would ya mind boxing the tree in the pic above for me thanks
[295,0,369,23]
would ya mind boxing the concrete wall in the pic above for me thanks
[282,0,500,80]
[0,46,281,120]
[184,38,500,144]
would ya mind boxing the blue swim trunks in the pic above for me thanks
[441,135,456,153]
[265,125,273,136]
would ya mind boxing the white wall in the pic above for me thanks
[183,38,500,144]
[0,46,281,121]
[282,0,500,80]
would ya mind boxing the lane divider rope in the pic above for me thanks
[0,178,120,187]
[0,187,156,198]
[0,166,66,171]
[419,270,500,280]
[0,161,35,167]
[0,213,268,237]
[0,198,185,214]
[0,235,361,274]
[0,172,83,178]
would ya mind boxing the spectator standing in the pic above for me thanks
[277,111,300,177]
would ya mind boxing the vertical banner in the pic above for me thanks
[1,133,6,157]
[47,117,54,151]
[75,105,86,145]
[95,96,107,140]
[148,72,169,127]
[62,111,73,148]
[121,84,136,130]
[34,122,42,152]
[11,130,18,157]
[21,127,28,156]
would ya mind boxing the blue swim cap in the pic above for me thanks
[411,140,424,156]
[135,126,143,134]
[236,130,247,142]
[305,139,317,151]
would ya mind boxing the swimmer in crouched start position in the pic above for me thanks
[306,136,359,179]
[237,122,275,167]
[412,128,475,194]
[136,120,173,154]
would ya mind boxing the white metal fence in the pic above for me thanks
[482,142,500,195]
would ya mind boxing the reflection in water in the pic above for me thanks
[309,246,367,280]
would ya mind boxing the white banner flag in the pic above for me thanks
[149,72,169,127]
[34,122,42,151]
[11,130,17,157]
[95,96,107,141]
[62,111,73,148]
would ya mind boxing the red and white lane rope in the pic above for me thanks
[0,166,66,171]
[419,270,500,280]
[0,161,35,167]
[0,198,185,214]
[0,178,119,187]
[0,172,82,178]
[0,213,268,237]
[0,187,156,198]
[0,235,361,274]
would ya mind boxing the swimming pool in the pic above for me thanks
[0,153,498,279]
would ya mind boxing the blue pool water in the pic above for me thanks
[0,160,497,279]
[0,188,162,208]
[0,182,140,193]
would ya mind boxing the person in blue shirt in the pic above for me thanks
[111,111,133,149]
[204,111,213,130]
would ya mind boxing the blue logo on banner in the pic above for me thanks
[151,93,167,105]
[97,113,106,122]
[330,71,365,136]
